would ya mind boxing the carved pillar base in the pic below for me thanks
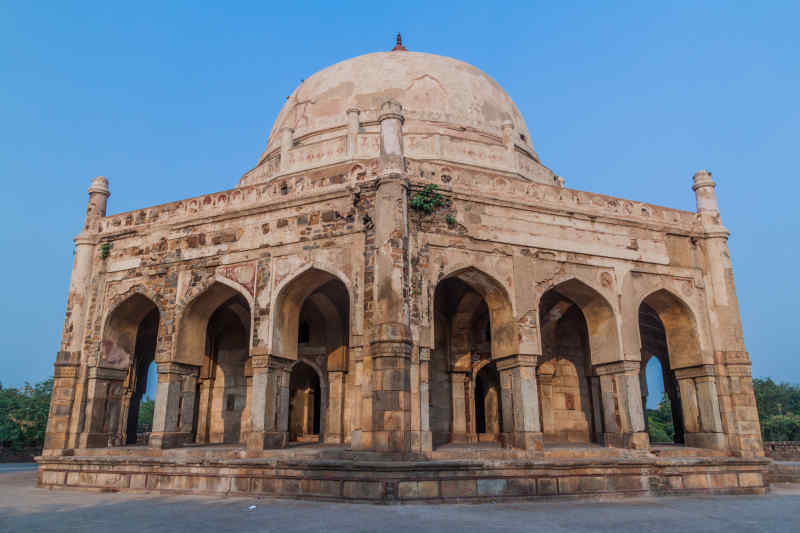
[675,364,726,451]
[357,328,412,452]
[496,354,544,451]
[78,367,128,449]
[595,361,648,450]
[247,354,291,450]
[44,352,81,450]
[149,362,198,449]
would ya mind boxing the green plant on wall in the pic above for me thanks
[410,184,445,214]
[445,214,456,226]
[100,242,111,259]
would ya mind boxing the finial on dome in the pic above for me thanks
[392,33,407,51]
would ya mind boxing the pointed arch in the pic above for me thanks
[271,265,351,362]
[539,277,621,365]
[639,289,703,370]
[175,281,253,366]
[439,266,517,359]
[100,293,160,370]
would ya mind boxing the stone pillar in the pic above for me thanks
[43,352,81,451]
[413,347,433,454]
[78,367,127,448]
[674,365,726,450]
[692,170,762,456]
[247,354,291,450]
[346,108,360,157]
[594,361,648,449]
[359,100,413,453]
[325,370,346,443]
[496,354,543,451]
[280,127,294,171]
[149,362,198,449]
[449,371,470,442]
[537,365,555,437]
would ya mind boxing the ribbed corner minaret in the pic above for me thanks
[46,176,110,450]
[357,100,413,453]
[691,170,761,455]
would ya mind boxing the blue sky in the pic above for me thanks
[2,2,798,405]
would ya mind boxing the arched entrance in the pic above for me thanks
[272,267,350,444]
[94,293,160,447]
[431,267,516,447]
[195,292,251,444]
[636,289,726,448]
[289,362,321,442]
[639,301,684,444]
[537,286,600,444]
[124,309,159,444]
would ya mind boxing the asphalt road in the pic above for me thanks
[1,468,798,532]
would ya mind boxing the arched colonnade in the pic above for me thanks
[86,265,725,453]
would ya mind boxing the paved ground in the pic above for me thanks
[1,467,798,532]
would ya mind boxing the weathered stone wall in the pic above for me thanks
[764,442,800,461]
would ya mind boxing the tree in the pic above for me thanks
[137,397,155,432]
[0,378,52,451]
[753,378,800,441]
[647,393,675,443]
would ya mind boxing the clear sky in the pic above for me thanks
[1,2,798,398]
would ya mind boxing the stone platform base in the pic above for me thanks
[36,445,769,504]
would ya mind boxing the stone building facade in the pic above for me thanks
[39,41,767,501]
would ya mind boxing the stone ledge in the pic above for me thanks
[36,454,769,504]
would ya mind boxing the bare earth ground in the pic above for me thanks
[1,466,799,533]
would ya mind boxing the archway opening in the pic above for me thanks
[273,268,350,444]
[99,293,160,447]
[431,268,514,448]
[475,363,502,439]
[289,362,321,442]
[125,308,158,444]
[639,300,684,444]
[538,284,604,444]
[195,292,251,445]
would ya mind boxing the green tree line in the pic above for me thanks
[0,379,52,451]
[647,378,800,443]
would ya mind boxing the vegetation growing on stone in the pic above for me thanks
[410,184,445,214]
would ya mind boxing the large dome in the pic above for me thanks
[261,50,537,161]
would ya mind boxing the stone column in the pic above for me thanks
[43,352,81,451]
[692,170,762,456]
[149,362,198,449]
[325,370,346,443]
[674,364,726,450]
[359,100,413,452]
[496,354,543,451]
[594,361,648,449]
[537,365,555,437]
[413,347,433,454]
[78,367,127,448]
[247,354,291,450]
[449,371,470,442]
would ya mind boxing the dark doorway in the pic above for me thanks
[289,362,321,441]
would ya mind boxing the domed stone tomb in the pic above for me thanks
[38,38,767,503]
